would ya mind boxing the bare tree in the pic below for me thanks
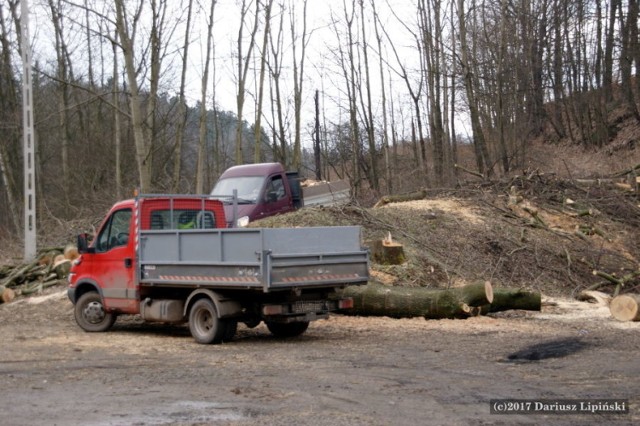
[358,0,379,191]
[290,0,310,171]
[196,0,217,194]
[112,30,123,199]
[268,0,287,165]
[371,0,391,192]
[47,0,72,199]
[235,0,260,165]
[254,0,273,163]
[172,0,194,192]
[457,0,491,176]
[0,2,21,233]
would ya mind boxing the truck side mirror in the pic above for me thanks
[77,233,95,254]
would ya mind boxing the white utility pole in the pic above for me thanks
[21,0,37,261]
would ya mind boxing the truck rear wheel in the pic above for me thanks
[189,298,236,344]
[74,292,117,332]
[266,321,309,338]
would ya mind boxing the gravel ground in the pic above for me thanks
[0,288,638,425]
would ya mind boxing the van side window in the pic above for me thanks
[96,209,132,252]
[266,176,286,202]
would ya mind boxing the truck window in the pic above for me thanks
[148,209,216,230]
[266,176,286,202]
[96,209,132,252]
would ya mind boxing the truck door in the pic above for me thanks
[260,174,292,218]
[92,208,138,313]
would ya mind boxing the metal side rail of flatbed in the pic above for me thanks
[138,226,369,292]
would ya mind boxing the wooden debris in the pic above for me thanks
[0,285,15,304]
[373,189,427,208]
[592,269,640,296]
[609,294,640,321]
[0,245,76,300]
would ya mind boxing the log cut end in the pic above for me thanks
[0,285,16,304]
[484,281,494,304]
[610,294,640,321]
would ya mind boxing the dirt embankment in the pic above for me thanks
[256,173,639,299]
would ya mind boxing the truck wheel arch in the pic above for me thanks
[69,279,103,304]
[184,289,243,319]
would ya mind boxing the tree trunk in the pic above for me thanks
[610,294,640,321]
[338,281,494,319]
[475,288,542,314]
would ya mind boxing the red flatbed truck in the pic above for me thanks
[67,195,369,344]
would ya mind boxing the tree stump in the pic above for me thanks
[368,239,405,265]
[609,294,640,321]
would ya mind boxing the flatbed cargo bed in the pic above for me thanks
[138,226,369,292]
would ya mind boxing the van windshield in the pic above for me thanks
[211,176,265,204]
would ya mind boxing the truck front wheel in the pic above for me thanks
[74,292,117,332]
[189,298,236,344]
[266,321,309,338]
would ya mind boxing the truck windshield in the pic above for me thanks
[211,176,264,204]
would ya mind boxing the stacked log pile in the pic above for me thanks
[0,245,78,304]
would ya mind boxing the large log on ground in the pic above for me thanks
[338,281,494,319]
[609,294,640,321]
[474,288,542,314]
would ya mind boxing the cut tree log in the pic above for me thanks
[373,189,427,208]
[474,288,542,314]
[53,259,71,279]
[609,294,640,321]
[337,281,494,319]
[0,285,15,304]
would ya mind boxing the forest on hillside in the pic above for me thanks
[1,0,639,238]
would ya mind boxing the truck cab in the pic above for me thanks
[211,162,303,226]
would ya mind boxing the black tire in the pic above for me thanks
[74,292,117,332]
[266,321,310,338]
[223,320,238,342]
[189,298,225,344]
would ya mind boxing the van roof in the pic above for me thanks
[220,162,285,178]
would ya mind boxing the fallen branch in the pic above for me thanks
[373,189,427,208]
[592,270,640,296]
[454,164,485,179]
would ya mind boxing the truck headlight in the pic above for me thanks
[236,216,250,227]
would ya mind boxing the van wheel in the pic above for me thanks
[189,298,225,344]
[74,292,116,332]
[266,321,309,338]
